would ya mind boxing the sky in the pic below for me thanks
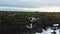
[0,0,60,12]
[36,27,60,34]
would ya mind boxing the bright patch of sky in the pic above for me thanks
[36,27,60,34]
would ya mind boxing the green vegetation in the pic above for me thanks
[0,11,60,34]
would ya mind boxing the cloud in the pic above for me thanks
[16,6,60,12]
[0,0,60,12]
[37,6,60,12]
[0,6,60,12]
[0,0,60,8]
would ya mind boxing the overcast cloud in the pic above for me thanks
[0,0,60,8]
[0,0,60,12]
